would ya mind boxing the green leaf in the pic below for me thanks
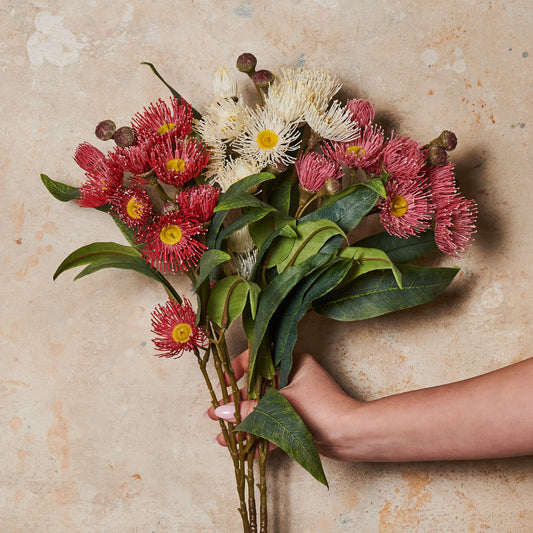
[237,388,328,486]
[299,185,379,234]
[215,207,275,249]
[54,242,182,303]
[353,230,437,264]
[214,192,272,212]
[248,253,332,393]
[273,219,346,272]
[252,222,298,277]
[273,258,353,387]
[141,62,202,121]
[338,246,402,288]
[206,172,277,249]
[360,177,387,198]
[269,172,293,215]
[207,276,260,329]
[313,264,459,321]
[195,249,231,289]
[248,212,294,250]
[41,174,80,202]
[221,171,276,198]
[111,216,144,250]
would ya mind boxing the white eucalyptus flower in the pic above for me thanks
[223,249,258,281]
[203,141,227,184]
[265,79,312,123]
[227,226,256,254]
[231,107,301,167]
[195,98,249,144]
[305,100,360,142]
[212,66,238,100]
[274,67,342,111]
[215,157,263,192]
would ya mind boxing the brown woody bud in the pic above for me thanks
[439,130,457,151]
[427,144,448,166]
[317,177,343,198]
[252,69,274,90]
[113,126,135,147]
[236,53,257,74]
[95,120,116,141]
[429,130,458,151]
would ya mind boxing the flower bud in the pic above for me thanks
[236,53,257,74]
[439,130,457,151]
[429,130,457,151]
[113,126,135,148]
[212,66,237,99]
[252,69,274,90]
[317,177,343,198]
[95,120,116,141]
[427,145,448,166]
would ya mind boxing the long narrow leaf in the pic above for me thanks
[353,230,437,263]
[313,264,459,321]
[274,258,353,387]
[237,388,328,486]
[299,185,379,233]
[248,253,332,394]
[54,242,182,303]
[41,174,80,202]
[141,62,202,121]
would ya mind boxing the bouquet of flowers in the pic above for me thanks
[42,53,476,532]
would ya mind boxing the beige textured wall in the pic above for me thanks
[2,1,532,531]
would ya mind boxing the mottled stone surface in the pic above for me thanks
[2,1,532,531]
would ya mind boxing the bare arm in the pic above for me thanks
[350,357,533,462]
[210,352,533,462]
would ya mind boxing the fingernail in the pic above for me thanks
[214,403,235,420]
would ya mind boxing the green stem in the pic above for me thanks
[194,347,249,531]
[146,171,174,204]
[295,193,317,219]
[247,446,258,533]
[258,439,269,533]
[209,335,250,532]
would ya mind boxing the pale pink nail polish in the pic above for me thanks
[214,403,235,420]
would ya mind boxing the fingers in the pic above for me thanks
[211,399,258,425]
[206,384,249,420]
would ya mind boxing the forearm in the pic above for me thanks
[345,357,533,462]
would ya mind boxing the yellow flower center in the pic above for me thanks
[346,145,366,157]
[256,129,279,150]
[160,224,183,245]
[166,158,187,172]
[158,122,176,134]
[172,323,192,343]
[390,195,408,217]
[126,198,143,219]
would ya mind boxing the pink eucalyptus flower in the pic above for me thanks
[434,195,477,257]
[136,210,206,273]
[74,142,105,173]
[345,99,375,127]
[382,133,426,181]
[176,185,221,223]
[322,125,385,171]
[150,136,210,187]
[379,176,433,238]
[295,151,342,192]
[151,298,209,358]
[132,97,193,143]
[110,186,153,229]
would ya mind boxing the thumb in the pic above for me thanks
[214,400,258,425]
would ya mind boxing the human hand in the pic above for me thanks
[206,349,362,462]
